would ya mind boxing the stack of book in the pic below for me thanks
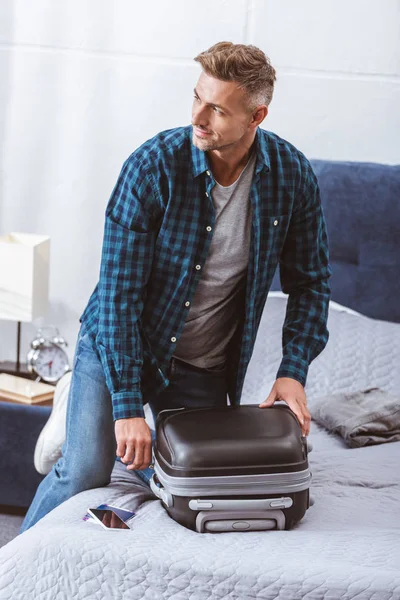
[0,373,55,404]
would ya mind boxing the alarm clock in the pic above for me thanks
[26,326,70,384]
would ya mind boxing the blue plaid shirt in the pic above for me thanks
[79,124,332,420]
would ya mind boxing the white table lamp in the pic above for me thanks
[0,232,50,375]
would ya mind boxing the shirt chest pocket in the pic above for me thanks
[260,214,291,261]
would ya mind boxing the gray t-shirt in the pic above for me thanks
[173,147,257,368]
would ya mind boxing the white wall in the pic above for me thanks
[0,0,399,365]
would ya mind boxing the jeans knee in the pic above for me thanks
[73,470,111,494]
[53,455,113,495]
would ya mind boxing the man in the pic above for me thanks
[20,41,332,533]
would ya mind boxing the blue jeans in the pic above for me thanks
[20,323,228,533]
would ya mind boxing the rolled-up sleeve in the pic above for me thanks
[276,161,333,387]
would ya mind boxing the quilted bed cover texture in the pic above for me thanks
[0,296,399,600]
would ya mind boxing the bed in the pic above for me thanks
[0,158,399,600]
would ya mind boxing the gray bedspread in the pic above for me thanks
[0,296,399,600]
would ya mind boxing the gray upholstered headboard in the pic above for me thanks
[271,159,400,323]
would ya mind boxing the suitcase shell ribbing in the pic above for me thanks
[150,404,312,532]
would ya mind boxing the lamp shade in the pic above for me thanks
[0,232,50,322]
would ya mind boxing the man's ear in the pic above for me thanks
[252,105,268,127]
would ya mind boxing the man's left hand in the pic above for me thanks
[258,377,311,436]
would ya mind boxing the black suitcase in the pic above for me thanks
[149,403,312,533]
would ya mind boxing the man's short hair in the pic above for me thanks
[194,41,277,112]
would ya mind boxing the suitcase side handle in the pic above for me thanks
[149,473,174,507]
[188,497,293,511]
[196,509,286,533]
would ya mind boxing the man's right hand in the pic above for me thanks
[115,417,153,470]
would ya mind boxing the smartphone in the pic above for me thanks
[83,504,136,523]
[87,508,132,530]
[99,505,136,521]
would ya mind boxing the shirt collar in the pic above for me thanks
[188,124,271,179]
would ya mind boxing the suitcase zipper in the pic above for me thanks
[153,459,311,497]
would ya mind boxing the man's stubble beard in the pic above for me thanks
[192,131,218,152]
[191,131,241,153]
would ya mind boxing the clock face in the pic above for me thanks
[34,343,69,382]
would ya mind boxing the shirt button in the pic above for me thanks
[205,192,209,198]
[206,226,212,232]
[195,264,201,270]
[171,336,176,343]
[185,301,190,307]
[274,220,278,226]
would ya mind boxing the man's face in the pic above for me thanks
[191,71,255,152]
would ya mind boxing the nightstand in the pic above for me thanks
[0,396,52,514]
[0,361,39,381]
